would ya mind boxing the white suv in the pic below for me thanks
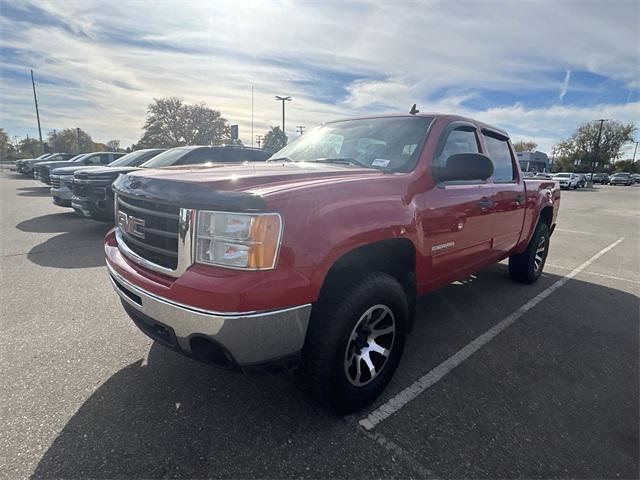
[553,172,579,190]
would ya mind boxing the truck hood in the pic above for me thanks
[35,160,74,169]
[51,165,100,175]
[75,166,142,179]
[22,158,54,166]
[127,161,385,197]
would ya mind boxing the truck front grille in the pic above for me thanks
[50,177,61,189]
[73,181,87,196]
[116,193,181,270]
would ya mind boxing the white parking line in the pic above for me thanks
[358,237,625,431]
[555,228,617,236]
[546,263,640,285]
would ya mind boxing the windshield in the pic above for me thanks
[555,173,571,177]
[70,154,89,162]
[269,116,433,173]
[614,173,630,177]
[109,150,157,167]
[141,147,191,168]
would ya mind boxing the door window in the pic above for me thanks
[434,127,479,169]
[482,133,516,182]
[84,154,103,165]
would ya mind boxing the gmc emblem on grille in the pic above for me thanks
[117,211,146,239]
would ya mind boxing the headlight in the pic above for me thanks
[195,211,282,270]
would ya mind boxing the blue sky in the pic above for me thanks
[1,0,638,157]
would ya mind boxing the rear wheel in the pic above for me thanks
[509,222,550,284]
[301,270,408,413]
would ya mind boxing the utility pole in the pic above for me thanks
[30,69,44,152]
[296,125,306,135]
[251,85,254,148]
[275,96,292,146]
[256,135,263,149]
[76,127,81,154]
[632,141,639,162]
[592,119,608,179]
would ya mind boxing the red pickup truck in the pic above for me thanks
[105,113,560,412]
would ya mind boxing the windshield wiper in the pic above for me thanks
[313,157,373,168]
[267,156,295,162]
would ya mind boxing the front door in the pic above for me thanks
[421,123,495,287]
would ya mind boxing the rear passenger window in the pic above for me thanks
[434,127,479,169]
[85,155,103,165]
[483,133,515,182]
[180,149,211,165]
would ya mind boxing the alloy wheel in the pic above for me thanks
[534,235,547,272]
[344,304,396,386]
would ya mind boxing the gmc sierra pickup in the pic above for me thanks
[104,113,560,412]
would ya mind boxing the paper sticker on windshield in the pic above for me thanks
[372,158,390,168]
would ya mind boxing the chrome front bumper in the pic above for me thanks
[107,262,312,367]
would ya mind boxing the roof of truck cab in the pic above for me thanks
[323,112,510,139]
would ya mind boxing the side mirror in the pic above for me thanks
[438,153,494,182]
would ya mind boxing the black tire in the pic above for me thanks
[301,269,408,413]
[509,222,550,284]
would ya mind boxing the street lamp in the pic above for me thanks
[275,96,292,146]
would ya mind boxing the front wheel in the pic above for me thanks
[300,270,408,413]
[509,222,550,284]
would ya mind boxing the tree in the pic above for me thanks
[47,128,94,154]
[612,159,640,174]
[262,126,287,152]
[137,97,230,148]
[0,128,14,161]
[105,139,121,151]
[555,120,636,170]
[18,136,43,158]
[513,140,538,152]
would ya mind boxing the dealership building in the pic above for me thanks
[516,151,550,172]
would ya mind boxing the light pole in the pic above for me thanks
[275,96,292,146]
[296,125,306,135]
[256,135,263,149]
[632,141,639,162]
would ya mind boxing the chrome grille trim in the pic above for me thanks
[114,193,194,278]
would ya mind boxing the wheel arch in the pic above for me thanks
[317,237,417,307]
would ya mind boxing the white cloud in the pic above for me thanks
[559,70,571,101]
[1,0,638,153]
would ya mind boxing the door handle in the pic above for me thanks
[477,197,493,209]
[515,194,524,205]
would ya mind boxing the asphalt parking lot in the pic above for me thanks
[1,171,638,479]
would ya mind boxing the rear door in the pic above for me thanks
[421,122,496,284]
[481,130,526,255]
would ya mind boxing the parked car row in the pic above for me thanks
[609,172,636,186]
[14,113,563,412]
[21,146,271,221]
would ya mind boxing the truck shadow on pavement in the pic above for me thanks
[32,269,639,479]
[17,212,89,233]
[18,213,112,269]
[16,186,52,197]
